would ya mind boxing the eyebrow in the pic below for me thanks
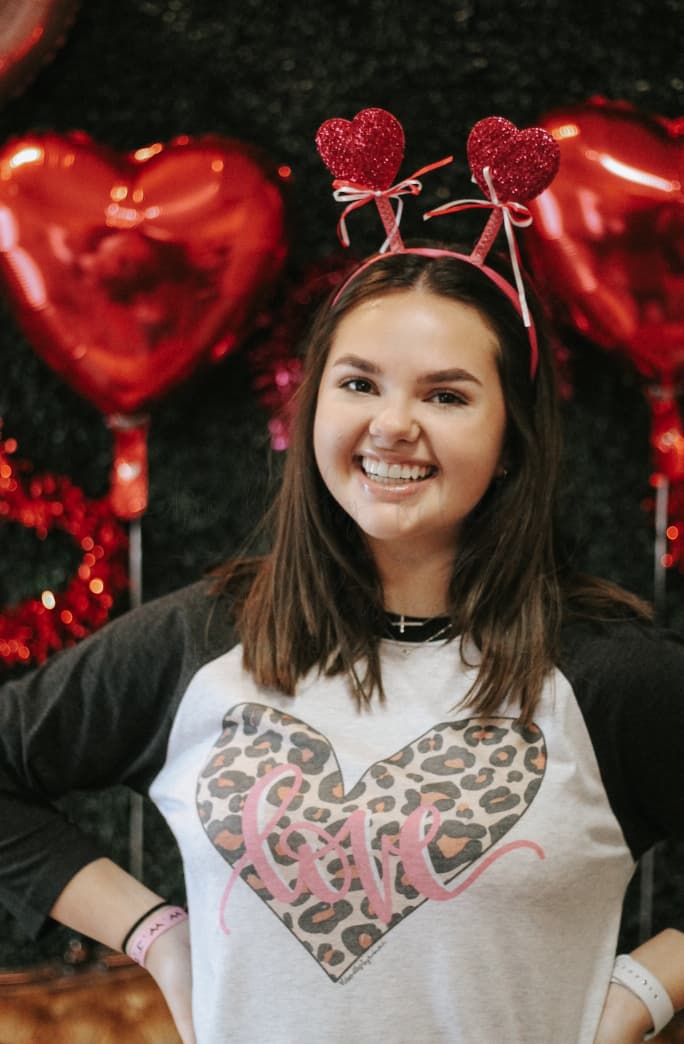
[331,354,482,386]
[331,354,381,374]
[418,368,482,386]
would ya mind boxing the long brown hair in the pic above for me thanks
[216,251,650,722]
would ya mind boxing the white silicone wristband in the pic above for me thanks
[610,953,675,1041]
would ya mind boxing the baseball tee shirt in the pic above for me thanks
[1,579,683,1043]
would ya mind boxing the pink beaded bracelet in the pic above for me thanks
[125,904,188,967]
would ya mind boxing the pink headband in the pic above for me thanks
[330,247,540,379]
[315,109,560,380]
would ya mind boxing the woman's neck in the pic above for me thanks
[371,541,455,618]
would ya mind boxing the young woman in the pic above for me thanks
[1,249,683,1044]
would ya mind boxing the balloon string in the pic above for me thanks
[653,476,669,622]
[129,518,143,612]
[128,518,145,882]
[638,444,670,945]
[639,847,655,944]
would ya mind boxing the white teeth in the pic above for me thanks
[370,458,390,477]
[360,457,433,482]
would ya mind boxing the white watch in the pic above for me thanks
[610,953,675,1041]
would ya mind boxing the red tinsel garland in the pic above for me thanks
[0,427,129,669]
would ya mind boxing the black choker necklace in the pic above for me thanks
[382,611,453,644]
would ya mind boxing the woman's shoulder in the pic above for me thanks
[557,611,684,855]
[0,576,240,707]
[557,572,671,680]
[561,609,671,643]
[559,610,684,704]
[91,575,239,664]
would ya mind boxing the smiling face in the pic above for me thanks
[313,288,508,567]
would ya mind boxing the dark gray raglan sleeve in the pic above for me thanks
[560,618,684,861]
[0,578,235,938]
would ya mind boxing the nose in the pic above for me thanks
[368,400,419,445]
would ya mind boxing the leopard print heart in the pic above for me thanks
[315,108,405,191]
[197,704,546,981]
[467,116,560,203]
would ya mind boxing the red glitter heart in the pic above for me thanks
[315,108,405,191]
[467,117,560,204]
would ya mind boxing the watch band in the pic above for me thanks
[610,953,675,1041]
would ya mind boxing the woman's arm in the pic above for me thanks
[0,587,228,1040]
[595,929,684,1043]
[559,625,684,1040]
[0,582,222,937]
[51,856,196,1044]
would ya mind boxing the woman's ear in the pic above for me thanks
[495,451,512,479]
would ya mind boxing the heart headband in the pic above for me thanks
[315,109,561,378]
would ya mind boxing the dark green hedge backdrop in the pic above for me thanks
[0,0,682,968]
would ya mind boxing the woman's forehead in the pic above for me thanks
[329,289,501,361]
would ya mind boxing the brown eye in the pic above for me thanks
[341,377,375,394]
[429,390,467,405]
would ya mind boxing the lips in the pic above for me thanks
[359,455,436,484]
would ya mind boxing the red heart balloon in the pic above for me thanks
[0,131,289,415]
[467,117,560,203]
[315,108,405,191]
[525,99,684,380]
[0,0,81,108]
